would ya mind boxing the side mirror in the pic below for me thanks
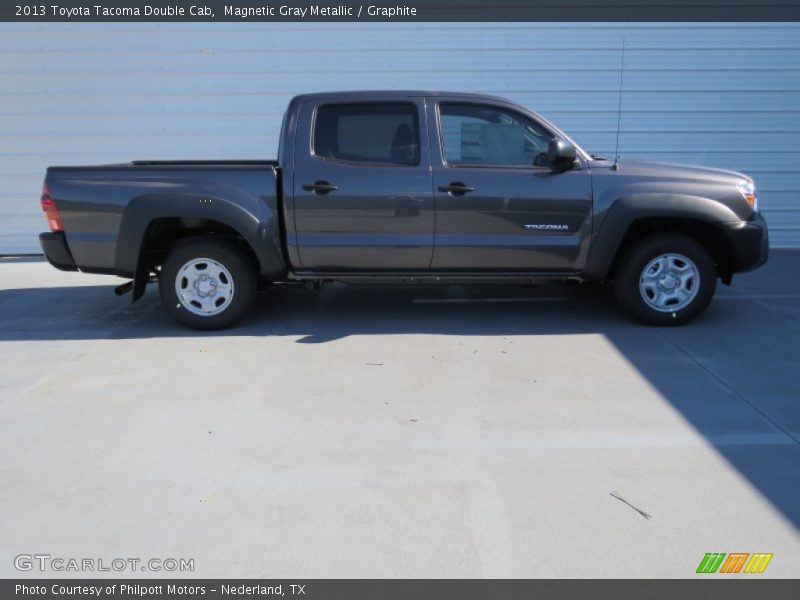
[546,138,578,170]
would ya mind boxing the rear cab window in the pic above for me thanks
[313,102,420,166]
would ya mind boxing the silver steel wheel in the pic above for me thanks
[639,253,700,313]
[175,258,235,317]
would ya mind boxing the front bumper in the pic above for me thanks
[719,213,769,273]
[39,231,78,271]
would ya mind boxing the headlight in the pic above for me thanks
[737,179,758,211]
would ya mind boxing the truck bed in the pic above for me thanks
[44,160,281,277]
[49,160,279,171]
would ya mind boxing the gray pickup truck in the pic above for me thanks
[39,91,768,329]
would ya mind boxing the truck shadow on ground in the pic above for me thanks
[1,260,799,532]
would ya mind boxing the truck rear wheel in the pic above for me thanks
[159,237,257,330]
[614,233,716,326]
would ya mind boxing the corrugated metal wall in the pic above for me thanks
[1,22,798,253]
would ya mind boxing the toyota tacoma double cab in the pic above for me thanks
[38,91,769,329]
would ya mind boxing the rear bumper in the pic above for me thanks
[719,214,769,273]
[39,231,78,271]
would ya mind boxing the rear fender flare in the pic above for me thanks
[115,186,285,281]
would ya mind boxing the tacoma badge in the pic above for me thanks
[524,224,570,231]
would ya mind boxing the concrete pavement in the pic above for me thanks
[1,252,798,578]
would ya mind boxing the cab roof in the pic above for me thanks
[290,90,515,103]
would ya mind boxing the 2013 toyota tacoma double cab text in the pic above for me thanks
[38,91,769,329]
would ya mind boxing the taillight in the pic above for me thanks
[40,183,63,231]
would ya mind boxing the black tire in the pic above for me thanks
[614,233,716,326]
[159,237,257,330]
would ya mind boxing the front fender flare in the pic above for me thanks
[584,193,739,280]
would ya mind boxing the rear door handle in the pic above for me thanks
[438,182,474,196]
[302,180,338,194]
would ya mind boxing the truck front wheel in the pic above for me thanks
[614,233,716,326]
[159,237,257,330]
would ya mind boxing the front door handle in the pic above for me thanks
[302,180,338,195]
[438,182,474,196]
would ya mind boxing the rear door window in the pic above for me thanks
[313,103,420,166]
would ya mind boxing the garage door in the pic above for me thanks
[1,22,798,253]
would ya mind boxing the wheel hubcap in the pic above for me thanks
[175,258,235,316]
[639,253,699,313]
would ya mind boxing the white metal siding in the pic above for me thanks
[1,22,798,253]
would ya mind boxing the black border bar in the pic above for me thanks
[4,580,800,600]
[2,0,800,22]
